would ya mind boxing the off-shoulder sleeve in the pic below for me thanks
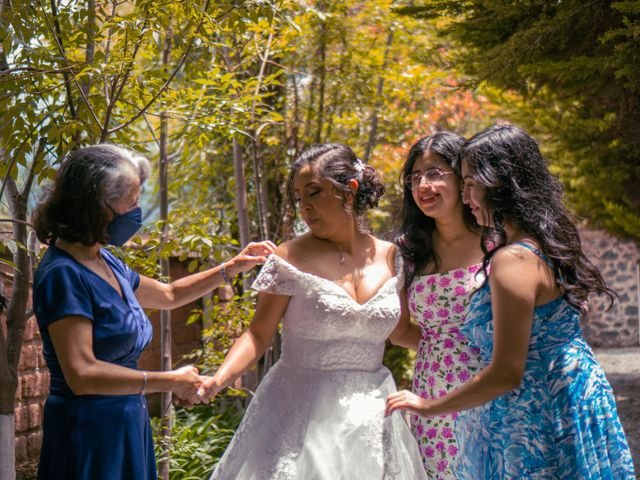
[394,250,405,292]
[251,255,299,296]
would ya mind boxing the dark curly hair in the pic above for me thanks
[285,144,385,232]
[395,132,475,287]
[458,124,615,314]
[32,144,150,246]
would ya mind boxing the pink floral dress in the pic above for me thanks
[408,264,484,479]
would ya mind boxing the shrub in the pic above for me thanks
[153,396,247,480]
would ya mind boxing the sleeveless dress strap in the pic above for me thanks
[515,241,553,268]
[515,241,565,284]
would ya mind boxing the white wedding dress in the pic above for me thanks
[211,254,427,480]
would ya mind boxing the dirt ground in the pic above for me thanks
[595,347,640,476]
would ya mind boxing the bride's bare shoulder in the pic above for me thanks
[370,237,398,272]
[273,233,318,267]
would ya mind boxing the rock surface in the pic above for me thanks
[595,347,640,475]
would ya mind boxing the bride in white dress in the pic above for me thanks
[199,144,427,479]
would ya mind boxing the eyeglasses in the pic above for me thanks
[404,169,455,190]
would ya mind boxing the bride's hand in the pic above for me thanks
[225,241,277,277]
[385,390,434,417]
[197,375,223,402]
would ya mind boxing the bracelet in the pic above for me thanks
[141,370,148,396]
[220,262,231,284]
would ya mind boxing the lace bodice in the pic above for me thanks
[252,254,401,371]
[212,253,427,480]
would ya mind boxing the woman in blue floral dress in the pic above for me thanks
[387,124,635,479]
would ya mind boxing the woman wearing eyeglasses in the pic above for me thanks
[388,125,635,479]
[394,132,484,478]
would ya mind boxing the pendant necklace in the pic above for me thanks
[96,253,114,279]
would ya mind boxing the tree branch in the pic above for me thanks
[45,0,77,118]
[0,116,48,206]
[0,219,34,228]
[102,0,118,105]
[37,0,102,129]
[100,16,150,142]
[0,63,86,76]
[107,0,214,136]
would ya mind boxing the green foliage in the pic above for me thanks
[278,0,499,237]
[397,0,640,238]
[152,398,246,479]
[182,290,257,375]
[1,1,507,471]
[383,342,416,391]
[119,206,240,279]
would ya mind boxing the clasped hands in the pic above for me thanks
[171,365,222,406]
[172,240,276,407]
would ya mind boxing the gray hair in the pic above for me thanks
[98,144,151,207]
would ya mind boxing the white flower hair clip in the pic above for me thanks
[354,158,365,173]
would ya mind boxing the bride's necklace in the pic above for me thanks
[337,244,346,265]
[320,235,367,267]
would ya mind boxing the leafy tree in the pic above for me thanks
[395,0,640,237]
[1,0,505,475]
[0,1,299,476]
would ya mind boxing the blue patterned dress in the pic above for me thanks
[454,243,635,480]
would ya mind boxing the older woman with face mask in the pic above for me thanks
[31,144,274,480]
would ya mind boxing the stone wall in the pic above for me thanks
[581,227,640,348]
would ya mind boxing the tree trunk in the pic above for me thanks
[233,136,251,250]
[0,167,38,480]
[314,19,327,144]
[233,135,258,393]
[0,413,15,480]
[290,73,300,160]
[364,31,393,162]
[77,0,96,145]
[82,0,96,97]
[0,18,17,474]
[302,76,315,144]
[251,140,269,241]
[249,31,273,243]
[157,27,173,480]
[157,119,172,480]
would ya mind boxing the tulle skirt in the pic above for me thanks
[211,361,426,480]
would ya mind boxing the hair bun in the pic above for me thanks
[354,164,385,214]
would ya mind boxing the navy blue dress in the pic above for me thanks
[33,244,156,480]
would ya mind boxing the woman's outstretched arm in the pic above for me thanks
[198,291,290,401]
[386,247,539,417]
[135,241,276,310]
[49,315,203,401]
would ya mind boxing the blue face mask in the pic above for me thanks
[107,207,142,246]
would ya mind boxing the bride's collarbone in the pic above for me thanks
[290,259,394,304]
